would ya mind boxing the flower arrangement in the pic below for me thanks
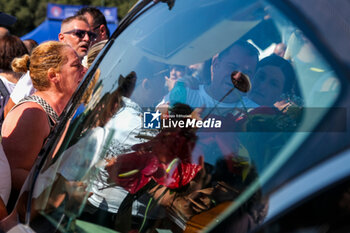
[105,128,202,194]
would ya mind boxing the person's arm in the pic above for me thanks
[2,103,50,191]
[3,97,15,118]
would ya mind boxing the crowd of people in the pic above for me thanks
[0,7,110,223]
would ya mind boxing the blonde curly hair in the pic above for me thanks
[12,41,69,91]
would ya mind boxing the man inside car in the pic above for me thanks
[165,40,259,112]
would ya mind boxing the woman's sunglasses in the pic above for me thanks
[63,29,97,41]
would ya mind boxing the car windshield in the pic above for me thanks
[24,0,342,232]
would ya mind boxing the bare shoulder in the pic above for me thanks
[2,102,51,138]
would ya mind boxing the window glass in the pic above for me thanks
[27,0,342,232]
[256,178,350,233]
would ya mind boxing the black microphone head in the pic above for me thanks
[231,71,251,93]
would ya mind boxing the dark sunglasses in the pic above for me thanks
[63,29,97,41]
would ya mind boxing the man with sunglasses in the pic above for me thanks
[4,15,96,117]
[58,15,97,60]
[75,7,109,45]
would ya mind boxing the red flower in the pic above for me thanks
[155,161,202,189]
[105,152,159,194]
[106,128,202,194]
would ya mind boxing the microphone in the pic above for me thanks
[202,71,251,120]
[231,71,251,93]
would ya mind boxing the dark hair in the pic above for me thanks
[76,7,110,38]
[220,40,260,63]
[257,54,298,95]
[23,39,38,54]
[61,15,88,26]
[0,35,28,71]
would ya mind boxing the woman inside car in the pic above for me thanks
[1,41,86,202]
[245,54,299,108]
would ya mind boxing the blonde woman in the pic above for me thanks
[2,41,86,194]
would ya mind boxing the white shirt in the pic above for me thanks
[186,85,241,108]
[0,75,16,94]
[10,71,36,104]
[170,84,247,116]
[0,75,17,121]
[88,97,158,216]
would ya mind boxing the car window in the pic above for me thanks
[255,178,350,233]
[26,0,343,232]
